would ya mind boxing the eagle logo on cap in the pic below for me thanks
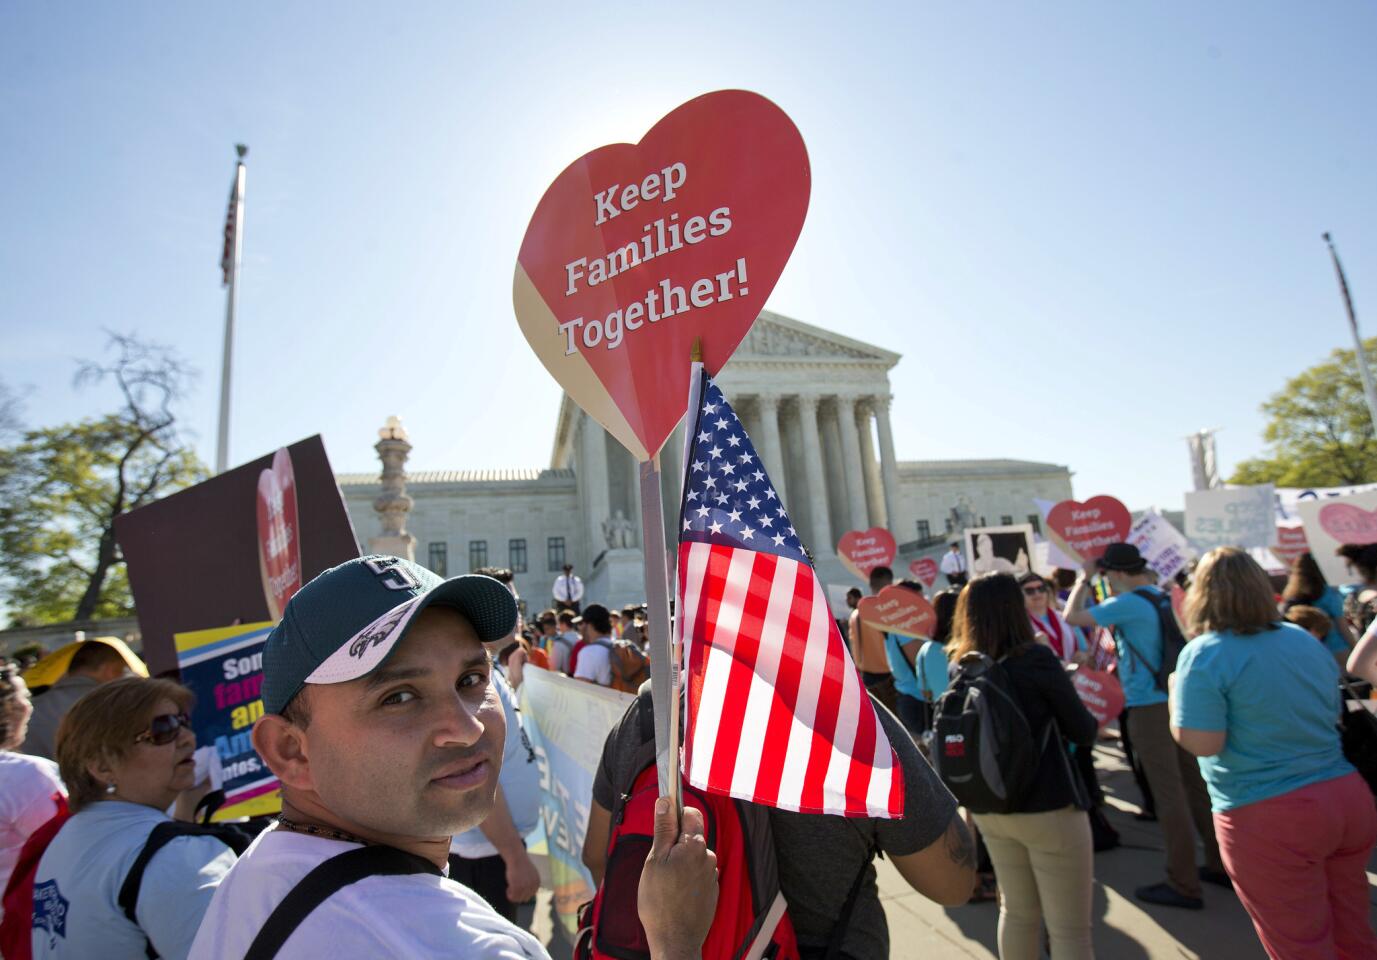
[347,604,411,660]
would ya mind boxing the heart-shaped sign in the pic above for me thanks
[1070,667,1125,729]
[514,90,810,460]
[837,528,898,581]
[857,585,936,640]
[1272,523,1310,567]
[910,557,939,587]
[1046,496,1133,563]
[1319,502,1377,545]
[256,447,301,621]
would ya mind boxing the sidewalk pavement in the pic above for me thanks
[535,733,1377,958]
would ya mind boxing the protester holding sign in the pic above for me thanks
[881,579,935,736]
[1280,553,1356,663]
[1171,548,1377,959]
[32,677,238,960]
[1063,544,1225,909]
[847,566,899,714]
[1019,573,1084,665]
[1337,543,1377,634]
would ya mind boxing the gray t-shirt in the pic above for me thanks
[592,694,957,959]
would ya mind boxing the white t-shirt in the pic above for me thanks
[573,640,613,686]
[188,827,547,959]
[550,632,576,674]
[940,551,966,574]
[450,672,540,859]
[551,575,584,604]
[0,751,63,923]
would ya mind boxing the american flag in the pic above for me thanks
[676,369,904,818]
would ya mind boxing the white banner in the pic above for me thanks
[519,666,635,935]
[1274,483,1377,521]
[1126,509,1197,583]
[1185,485,1276,551]
[1296,488,1377,586]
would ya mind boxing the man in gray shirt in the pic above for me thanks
[23,640,134,759]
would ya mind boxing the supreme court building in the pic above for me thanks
[339,311,1073,608]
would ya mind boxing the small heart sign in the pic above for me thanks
[838,527,898,581]
[857,585,936,640]
[1319,503,1377,545]
[1046,496,1133,563]
[514,90,810,461]
[910,557,939,587]
[1070,667,1125,729]
[256,448,301,621]
[1272,524,1310,567]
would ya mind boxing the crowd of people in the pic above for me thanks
[0,535,1375,959]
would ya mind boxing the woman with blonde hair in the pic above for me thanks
[30,677,242,959]
[1171,547,1376,959]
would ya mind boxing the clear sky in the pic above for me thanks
[3,2,1375,517]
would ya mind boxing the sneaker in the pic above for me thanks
[1135,882,1203,910]
[1199,867,1233,890]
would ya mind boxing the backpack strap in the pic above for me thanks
[242,845,441,960]
[119,821,249,959]
[823,835,880,960]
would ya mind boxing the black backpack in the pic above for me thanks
[1118,588,1188,694]
[931,652,1041,814]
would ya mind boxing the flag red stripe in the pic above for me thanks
[685,544,731,769]
[798,580,847,813]
[751,559,812,805]
[708,551,777,795]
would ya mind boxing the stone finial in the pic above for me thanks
[369,416,416,561]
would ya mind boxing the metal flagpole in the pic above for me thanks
[216,145,248,475]
[1325,232,1377,434]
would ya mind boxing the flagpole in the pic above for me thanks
[1325,232,1377,434]
[216,145,248,474]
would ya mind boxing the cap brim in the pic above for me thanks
[304,575,517,687]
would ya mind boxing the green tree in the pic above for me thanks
[1230,337,1377,487]
[0,334,206,626]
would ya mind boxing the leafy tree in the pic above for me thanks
[1230,337,1377,487]
[0,334,206,626]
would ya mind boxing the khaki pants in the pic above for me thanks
[974,806,1094,960]
[1126,701,1222,897]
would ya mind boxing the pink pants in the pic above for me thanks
[1215,771,1377,960]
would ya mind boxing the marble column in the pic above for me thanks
[821,400,849,542]
[835,396,870,533]
[756,393,788,504]
[795,395,834,554]
[855,402,887,529]
[874,396,901,539]
[579,412,611,567]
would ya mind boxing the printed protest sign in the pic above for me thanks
[909,557,939,587]
[1045,496,1132,564]
[837,527,898,581]
[1184,485,1276,552]
[520,666,634,935]
[514,90,810,460]
[1070,668,1125,730]
[174,622,280,820]
[115,435,359,674]
[1032,498,1078,570]
[857,585,936,639]
[1275,483,1377,521]
[1272,522,1309,568]
[964,524,1035,578]
[1126,509,1197,583]
[1298,488,1377,586]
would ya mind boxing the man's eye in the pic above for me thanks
[381,690,417,706]
[458,672,488,690]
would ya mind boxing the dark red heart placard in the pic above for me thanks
[256,447,301,621]
[1046,496,1132,563]
[837,527,898,581]
[857,585,936,640]
[910,558,939,587]
[514,90,810,460]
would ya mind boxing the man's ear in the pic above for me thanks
[252,714,314,790]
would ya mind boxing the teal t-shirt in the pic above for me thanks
[1172,622,1354,812]
[915,640,949,703]
[884,633,921,700]
[1316,586,1349,656]
[1089,588,1169,708]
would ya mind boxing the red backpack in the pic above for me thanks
[1,792,71,960]
[575,690,800,960]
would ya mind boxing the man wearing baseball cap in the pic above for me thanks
[1063,543,1224,910]
[189,556,716,959]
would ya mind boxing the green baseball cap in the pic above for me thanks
[261,555,517,715]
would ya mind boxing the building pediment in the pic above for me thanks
[735,311,900,365]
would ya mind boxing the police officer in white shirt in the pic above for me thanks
[551,564,584,614]
[939,542,968,587]
[188,556,716,960]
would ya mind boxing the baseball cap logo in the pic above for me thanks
[348,603,412,659]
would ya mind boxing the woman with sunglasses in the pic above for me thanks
[1019,573,1087,665]
[30,677,238,959]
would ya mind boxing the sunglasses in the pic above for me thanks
[1022,585,1048,596]
[134,712,192,746]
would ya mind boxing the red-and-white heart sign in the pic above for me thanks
[910,557,939,587]
[857,585,936,640]
[256,448,301,621]
[1046,496,1132,563]
[514,90,810,461]
[838,528,898,581]
[1320,502,1377,545]
[1273,523,1310,567]
[1070,667,1125,729]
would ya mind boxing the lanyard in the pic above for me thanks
[1031,611,1067,659]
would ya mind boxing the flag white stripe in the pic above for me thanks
[821,632,862,807]
[691,549,757,784]
[729,556,796,799]
[776,571,832,806]
[679,542,712,775]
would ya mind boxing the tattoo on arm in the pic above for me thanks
[944,818,977,871]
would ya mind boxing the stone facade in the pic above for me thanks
[340,312,1074,608]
